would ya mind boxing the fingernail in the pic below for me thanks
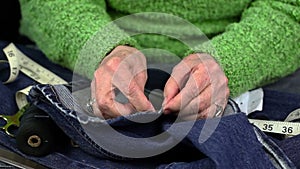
[163,108,171,114]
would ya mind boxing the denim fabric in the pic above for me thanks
[0,41,299,169]
[25,83,294,169]
[277,134,300,168]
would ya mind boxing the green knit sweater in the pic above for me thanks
[19,0,300,97]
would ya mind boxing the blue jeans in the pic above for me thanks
[24,84,296,169]
[0,41,299,168]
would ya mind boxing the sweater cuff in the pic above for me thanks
[184,41,222,66]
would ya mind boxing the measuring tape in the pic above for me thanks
[1,43,67,108]
[249,119,300,136]
[249,108,300,136]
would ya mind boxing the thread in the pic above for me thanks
[16,104,69,156]
[144,68,170,110]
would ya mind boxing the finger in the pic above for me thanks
[162,61,193,108]
[94,68,136,117]
[176,77,229,120]
[121,49,148,92]
[94,82,136,118]
[210,71,229,106]
[162,77,180,108]
[182,87,229,120]
[134,69,148,91]
[162,55,208,111]
[198,103,220,119]
[99,101,135,118]
[112,50,154,112]
[113,67,154,112]
[90,79,113,119]
[101,46,136,65]
[177,79,229,120]
[94,46,154,117]
[133,70,156,111]
[210,86,230,118]
[92,102,113,119]
[177,84,211,115]
[164,64,210,113]
[180,104,217,121]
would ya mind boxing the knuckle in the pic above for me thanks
[137,71,147,83]
[174,60,191,72]
[172,64,182,73]
[97,98,111,110]
[191,64,200,72]
[201,102,211,113]
[192,70,210,85]
[223,76,229,85]
[105,57,122,70]
[93,68,103,78]
[198,111,210,119]
[124,83,138,97]
[192,64,207,75]
[189,83,201,97]
[185,53,198,60]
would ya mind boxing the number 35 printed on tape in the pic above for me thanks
[249,108,300,136]
[249,119,300,136]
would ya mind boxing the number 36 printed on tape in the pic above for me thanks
[249,119,300,136]
[249,108,300,136]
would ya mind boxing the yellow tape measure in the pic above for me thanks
[249,119,300,136]
[249,108,300,136]
[2,44,20,84]
[2,43,67,108]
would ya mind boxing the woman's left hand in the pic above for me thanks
[162,53,229,120]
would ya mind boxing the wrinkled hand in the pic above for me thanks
[162,53,229,120]
[91,45,154,119]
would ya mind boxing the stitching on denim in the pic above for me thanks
[53,85,105,124]
[48,85,127,160]
[162,162,181,169]
[253,127,296,169]
[34,84,128,160]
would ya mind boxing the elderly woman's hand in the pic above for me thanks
[91,45,154,119]
[162,53,229,120]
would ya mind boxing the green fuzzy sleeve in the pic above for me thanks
[192,0,300,97]
[19,0,136,78]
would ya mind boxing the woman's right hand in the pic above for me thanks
[91,45,155,119]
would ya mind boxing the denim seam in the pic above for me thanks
[253,127,296,169]
[47,85,128,160]
[33,85,128,160]
[161,162,184,169]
